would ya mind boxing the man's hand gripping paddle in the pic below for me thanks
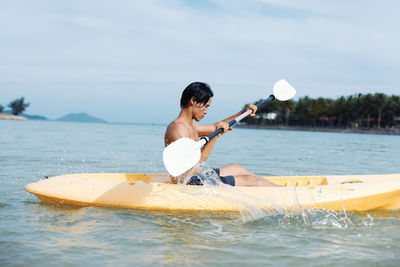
[163,79,297,177]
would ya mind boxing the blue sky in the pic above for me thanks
[1,0,399,124]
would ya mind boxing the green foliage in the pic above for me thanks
[244,93,400,129]
[0,104,4,113]
[8,97,30,115]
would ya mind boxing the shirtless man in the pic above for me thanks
[164,82,278,187]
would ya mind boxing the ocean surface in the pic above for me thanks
[1,120,400,266]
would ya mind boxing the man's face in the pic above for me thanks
[193,97,212,122]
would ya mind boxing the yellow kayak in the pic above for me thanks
[25,173,400,212]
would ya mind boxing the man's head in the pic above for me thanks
[180,82,213,108]
[180,82,214,121]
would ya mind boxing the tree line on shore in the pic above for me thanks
[0,97,30,115]
[244,93,400,129]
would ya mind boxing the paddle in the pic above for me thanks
[163,79,296,176]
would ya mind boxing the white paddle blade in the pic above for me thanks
[163,137,202,176]
[273,79,296,101]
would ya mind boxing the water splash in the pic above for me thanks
[277,208,353,229]
[217,186,279,223]
[281,184,354,228]
[171,163,201,184]
[172,163,220,185]
[173,164,280,222]
[172,165,361,227]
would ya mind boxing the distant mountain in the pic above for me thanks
[23,114,48,120]
[2,110,48,120]
[56,113,107,123]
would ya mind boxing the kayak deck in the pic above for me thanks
[25,173,400,212]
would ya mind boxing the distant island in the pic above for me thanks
[0,110,107,123]
[24,114,48,120]
[1,97,107,123]
[0,110,48,120]
[0,113,28,120]
[56,113,108,123]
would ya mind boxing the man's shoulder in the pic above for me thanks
[167,120,185,130]
[165,120,195,145]
[166,120,188,136]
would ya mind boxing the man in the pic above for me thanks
[164,82,278,187]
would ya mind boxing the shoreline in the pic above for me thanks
[0,113,27,120]
[237,124,400,135]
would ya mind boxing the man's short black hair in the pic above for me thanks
[180,82,214,108]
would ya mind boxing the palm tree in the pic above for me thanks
[334,96,347,127]
[8,97,30,115]
[373,93,387,128]
[294,96,314,126]
[384,95,400,127]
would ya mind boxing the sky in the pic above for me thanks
[1,0,399,124]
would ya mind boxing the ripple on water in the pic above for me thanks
[0,202,10,208]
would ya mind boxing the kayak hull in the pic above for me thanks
[25,173,400,212]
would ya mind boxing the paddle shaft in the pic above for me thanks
[201,94,275,144]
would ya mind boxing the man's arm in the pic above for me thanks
[221,104,257,124]
[200,137,218,162]
[197,104,257,162]
[195,104,257,136]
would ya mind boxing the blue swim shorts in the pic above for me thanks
[186,168,235,186]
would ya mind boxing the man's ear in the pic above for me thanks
[189,97,196,106]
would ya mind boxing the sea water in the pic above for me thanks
[1,120,400,266]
